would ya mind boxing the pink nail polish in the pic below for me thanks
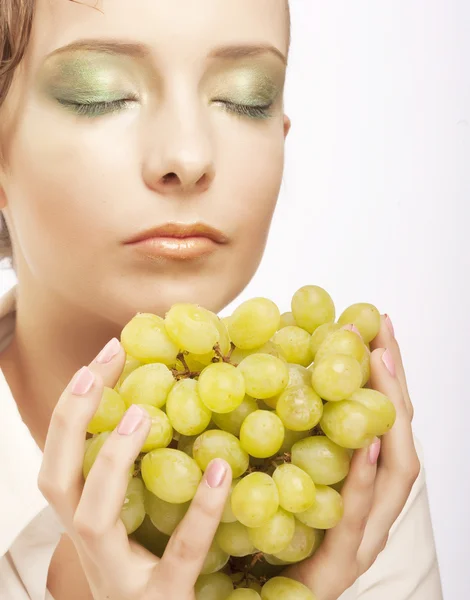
[369,439,381,465]
[205,459,228,488]
[95,338,121,364]
[384,314,395,337]
[382,348,396,377]
[71,367,95,395]
[117,405,145,436]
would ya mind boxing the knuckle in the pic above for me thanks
[168,535,198,562]
[73,513,104,541]
[94,446,120,471]
[50,404,72,431]
[37,472,67,505]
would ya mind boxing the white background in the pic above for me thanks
[1,1,467,598]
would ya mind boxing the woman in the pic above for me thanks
[0,1,442,598]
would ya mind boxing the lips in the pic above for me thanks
[125,222,229,245]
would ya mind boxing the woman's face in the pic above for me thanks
[0,0,290,322]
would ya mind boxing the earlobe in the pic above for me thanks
[283,115,291,138]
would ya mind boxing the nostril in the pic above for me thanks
[162,172,178,184]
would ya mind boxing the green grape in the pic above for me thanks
[272,326,313,367]
[165,303,220,354]
[131,515,170,557]
[309,323,341,359]
[279,311,297,328]
[314,328,371,388]
[311,354,363,402]
[248,507,295,554]
[198,363,246,414]
[121,313,179,365]
[144,487,190,535]
[228,590,261,600]
[264,364,312,409]
[231,473,279,527]
[237,354,289,399]
[215,521,257,556]
[177,434,198,457]
[295,484,344,529]
[272,520,317,563]
[115,355,142,392]
[201,540,230,575]
[320,400,376,449]
[195,573,234,600]
[141,448,202,503]
[87,387,126,434]
[119,363,175,409]
[166,379,212,435]
[212,396,258,437]
[291,436,350,485]
[230,341,283,365]
[315,328,367,364]
[338,302,381,343]
[120,477,145,535]
[228,298,281,350]
[221,478,241,523]
[291,285,335,334]
[240,411,285,458]
[275,385,323,431]
[348,388,396,436]
[264,554,292,566]
[278,428,311,455]
[189,314,232,366]
[193,430,249,478]
[272,464,316,513]
[261,576,316,600]
[138,404,173,452]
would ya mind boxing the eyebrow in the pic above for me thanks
[45,39,287,65]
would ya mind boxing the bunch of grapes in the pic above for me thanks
[83,285,396,600]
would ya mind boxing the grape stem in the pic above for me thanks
[171,353,202,380]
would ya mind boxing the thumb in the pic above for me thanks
[157,458,232,588]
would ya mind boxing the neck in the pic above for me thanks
[2,282,121,448]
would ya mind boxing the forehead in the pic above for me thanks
[30,0,289,65]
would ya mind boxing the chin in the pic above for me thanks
[109,273,249,323]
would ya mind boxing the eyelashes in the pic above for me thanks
[57,97,274,120]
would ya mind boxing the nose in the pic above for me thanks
[142,105,215,196]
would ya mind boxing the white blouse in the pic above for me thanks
[0,286,443,600]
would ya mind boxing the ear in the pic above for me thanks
[283,114,291,138]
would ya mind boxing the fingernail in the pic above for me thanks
[71,367,95,395]
[368,438,381,465]
[382,348,396,377]
[95,338,121,364]
[384,314,395,337]
[117,404,145,436]
[342,324,362,338]
[205,459,228,488]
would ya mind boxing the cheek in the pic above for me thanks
[5,108,139,272]
[215,118,285,250]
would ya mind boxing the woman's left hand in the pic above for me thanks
[283,315,421,600]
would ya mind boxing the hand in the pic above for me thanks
[38,339,232,600]
[284,315,420,600]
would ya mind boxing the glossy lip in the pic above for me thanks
[124,222,229,260]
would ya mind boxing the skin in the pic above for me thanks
[0,1,420,599]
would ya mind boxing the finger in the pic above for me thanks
[285,443,379,596]
[38,339,126,521]
[322,441,379,561]
[358,348,420,569]
[370,315,414,419]
[73,404,151,567]
[368,348,417,469]
[158,459,232,591]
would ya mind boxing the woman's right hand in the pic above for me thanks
[38,338,232,600]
